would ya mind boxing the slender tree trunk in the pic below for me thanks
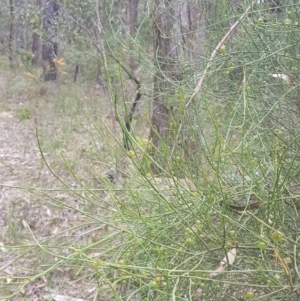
[93,2,116,133]
[32,32,41,66]
[150,0,174,150]
[42,42,58,80]
[42,0,60,81]
[197,0,210,71]
[150,78,170,149]
[150,0,212,164]
[94,0,123,188]
[129,0,138,36]
[8,0,15,68]
[32,0,43,66]
[150,0,204,150]
[122,0,141,147]
[129,0,138,72]
[173,1,195,62]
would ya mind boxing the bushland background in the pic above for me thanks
[1,1,300,300]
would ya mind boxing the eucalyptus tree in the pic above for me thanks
[42,0,60,81]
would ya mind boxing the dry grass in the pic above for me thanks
[0,63,132,300]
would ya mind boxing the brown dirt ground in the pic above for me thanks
[0,75,118,300]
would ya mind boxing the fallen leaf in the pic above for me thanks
[209,243,237,277]
[272,74,293,85]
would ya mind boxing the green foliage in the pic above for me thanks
[18,107,31,120]
[18,49,34,67]
[2,1,300,301]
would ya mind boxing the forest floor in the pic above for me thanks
[0,72,122,300]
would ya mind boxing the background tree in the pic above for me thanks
[8,0,15,67]
[129,0,139,72]
[150,0,174,156]
[42,0,60,81]
[2,1,300,300]
[31,0,43,66]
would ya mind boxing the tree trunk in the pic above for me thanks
[129,0,138,72]
[269,0,282,13]
[150,0,212,166]
[150,81,170,149]
[42,0,60,81]
[32,32,41,66]
[197,0,210,71]
[173,1,195,62]
[42,41,58,81]
[8,0,15,68]
[32,0,43,66]
[150,0,175,151]
[150,0,208,149]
